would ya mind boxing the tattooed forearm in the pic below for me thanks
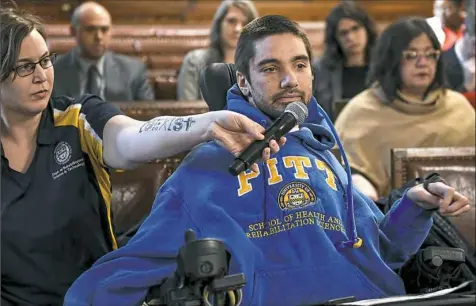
[139,117,196,133]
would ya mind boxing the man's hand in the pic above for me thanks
[406,182,471,216]
[204,110,286,172]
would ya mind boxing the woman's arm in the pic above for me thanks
[102,111,283,170]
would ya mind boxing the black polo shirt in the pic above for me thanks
[1,95,122,305]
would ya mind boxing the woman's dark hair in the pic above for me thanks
[208,0,258,62]
[0,7,47,82]
[367,16,445,101]
[321,2,378,69]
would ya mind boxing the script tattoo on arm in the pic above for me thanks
[138,117,196,133]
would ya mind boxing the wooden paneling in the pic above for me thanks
[356,0,433,21]
[14,0,81,24]
[16,0,433,24]
[45,23,210,38]
[48,36,209,55]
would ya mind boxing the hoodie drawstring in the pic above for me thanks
[317,106,362,249]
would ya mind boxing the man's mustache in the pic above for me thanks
[272,90,306,102]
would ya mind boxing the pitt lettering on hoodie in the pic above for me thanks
[237,156,338,197]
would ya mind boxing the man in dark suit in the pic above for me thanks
[442,31,475,93]
[52,1,155,102]
[442,0,475,94]
[442,43,465,92]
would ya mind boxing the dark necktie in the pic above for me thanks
[86,65,101,97]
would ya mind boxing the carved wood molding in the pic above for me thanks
[391,147,475,189]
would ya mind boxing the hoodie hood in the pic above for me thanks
[226,84,361,249]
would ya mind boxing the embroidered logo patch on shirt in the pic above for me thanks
[278,181,316,211]
[51,141,85,180]
[54,141,72,165]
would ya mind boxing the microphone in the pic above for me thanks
[229,101,308,176]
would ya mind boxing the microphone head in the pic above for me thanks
[284,102,308,125]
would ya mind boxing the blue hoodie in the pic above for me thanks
[64,85,434,306]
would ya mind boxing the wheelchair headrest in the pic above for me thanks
[199,63,237,111]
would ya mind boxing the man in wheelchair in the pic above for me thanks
[64,15,471,306]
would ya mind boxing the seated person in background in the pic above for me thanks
[52,1,155,101]
[442,0,475,105]
[427,0,466,51]
[312,1,377,121]
[177,0,257,101]
[335,17,475,201]
[65,15,470,306]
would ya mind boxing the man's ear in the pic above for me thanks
[236,70,250,96]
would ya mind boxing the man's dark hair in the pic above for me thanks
[234,15,313,80]
[321,1,378,69]
[0,8,46,82]
[367,16,445,101]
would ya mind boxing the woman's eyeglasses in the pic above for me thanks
[13,53,57,77]
[402,50,441,62]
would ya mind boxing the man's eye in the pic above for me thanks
[263,67,277,73]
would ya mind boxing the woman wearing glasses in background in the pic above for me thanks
[0,8,282,306]
[334,17,475,201]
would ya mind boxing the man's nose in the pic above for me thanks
[95,29,104,40]
[281,71,298,88]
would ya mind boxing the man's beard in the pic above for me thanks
[250,96,308,120]
[247,83,309,119]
